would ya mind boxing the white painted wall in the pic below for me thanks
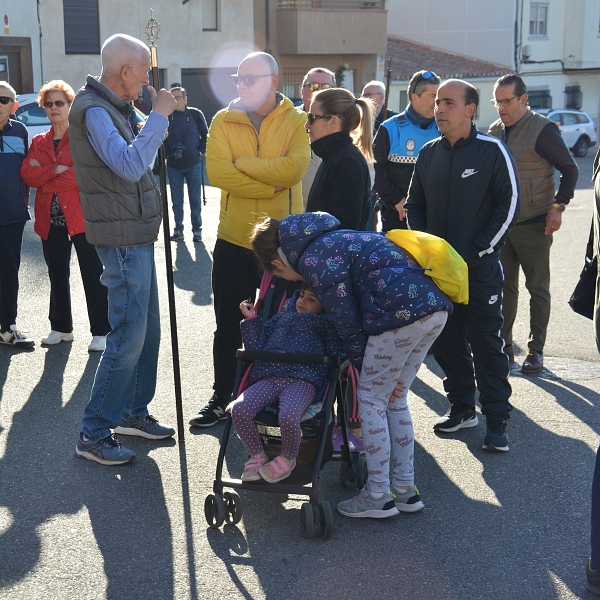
[5,0,254,93]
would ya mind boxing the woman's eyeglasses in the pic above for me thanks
[0,96,14,105]
[307,113,333,125]
[231,73,274,87]
[304,82,333,92]
[43,100,67,109]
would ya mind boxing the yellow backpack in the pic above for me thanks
[386,229,469,304]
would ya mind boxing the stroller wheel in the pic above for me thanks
[318,501,333,539]
[300,502,315,539]
[204,493,226,529]
[339,462,349,488]
[356,456,368,490]
[223,492,243,525]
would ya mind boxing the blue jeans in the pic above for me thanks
[81,244,160,441]
[167,162,202,232]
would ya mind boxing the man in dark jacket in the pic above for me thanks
[69,33,177,465]
[489,74,579,374]
[0,81,34,349]
[374,70,440,232]
[164,86,208,242]
[406,79,520,452]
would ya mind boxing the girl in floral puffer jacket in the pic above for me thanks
[250,212,452,519]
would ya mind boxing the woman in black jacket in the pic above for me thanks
[305,88,373,230]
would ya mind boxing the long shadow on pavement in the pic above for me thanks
[0,345,175,599]
[195,376,596,599]
[173,239,213,306]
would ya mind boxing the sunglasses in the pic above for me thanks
[307,113,333,125]
[420,71,439,81]
[304,82,334,92]
[0,96,14,105]
[231,73,273,87]
[43,100,67,109]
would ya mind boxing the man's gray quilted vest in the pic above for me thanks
[69,76,161,247]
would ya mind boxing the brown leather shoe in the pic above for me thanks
[522,349,543,374]
[503,344,515,363]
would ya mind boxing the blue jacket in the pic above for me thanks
[278,212,453,369]
[241,289,343,390]
[1,119,30,226]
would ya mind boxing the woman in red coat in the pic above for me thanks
[20,80,109,352]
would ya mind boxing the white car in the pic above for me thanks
[538,108,597,157]
[14,93,51,143]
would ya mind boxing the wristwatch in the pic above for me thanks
[553,202,566,212]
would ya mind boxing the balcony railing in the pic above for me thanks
[279,0,385,8]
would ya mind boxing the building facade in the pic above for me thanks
[253,0,387,99]
[3,0,255,123]
[3,0,388,123]
[388,0,600,125]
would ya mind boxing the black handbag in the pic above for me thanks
[568,222,597,320]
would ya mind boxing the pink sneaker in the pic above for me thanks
[241,455,267,482]
[258,455,296,483]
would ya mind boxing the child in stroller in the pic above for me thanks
[229,283,342,484]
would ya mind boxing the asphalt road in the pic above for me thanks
[1,154,600,599]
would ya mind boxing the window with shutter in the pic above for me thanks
[63,0,100,55]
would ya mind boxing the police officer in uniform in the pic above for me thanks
[373,70,440,231]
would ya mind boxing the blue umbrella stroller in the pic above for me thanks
[204,273,366,539]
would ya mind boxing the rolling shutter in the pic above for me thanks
[63,0,100,55]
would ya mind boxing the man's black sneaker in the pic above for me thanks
[433,405,478,432]
[482,416,509,452]
[587,558,600,595]
[189,394,227,427]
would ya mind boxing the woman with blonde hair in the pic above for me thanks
[305,87,373,229]
[20,80,110,352]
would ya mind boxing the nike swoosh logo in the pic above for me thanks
[461,170,478,178]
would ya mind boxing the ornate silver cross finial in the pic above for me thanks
[145,9,160,46]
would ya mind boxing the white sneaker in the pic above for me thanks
[0,325,35,349]
[88,335,106,352]
[41,330,74,345]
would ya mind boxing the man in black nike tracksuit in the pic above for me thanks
[406,79,520,452]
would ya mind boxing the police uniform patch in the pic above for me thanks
[406,139,416,151]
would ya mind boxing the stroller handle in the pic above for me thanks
[237,349,341,366]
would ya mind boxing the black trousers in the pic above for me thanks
[432,261,513,419]
[0,221,26,332]
[381,207,408,232]
[42,227,110,336]
[212,238,262,402]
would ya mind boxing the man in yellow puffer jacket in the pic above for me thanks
[190,52,310,427]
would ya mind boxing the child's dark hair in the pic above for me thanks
[251,216,280,272]
[300,282,311,293]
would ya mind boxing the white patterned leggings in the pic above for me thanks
[359,311,448,494]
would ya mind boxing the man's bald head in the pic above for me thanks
[98,34,152,101]
[101,34,150,78]
[238,52,279,76]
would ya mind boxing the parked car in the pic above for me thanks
[538,108,597,157]
[15,92,147,144]
[14,93,51,142]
